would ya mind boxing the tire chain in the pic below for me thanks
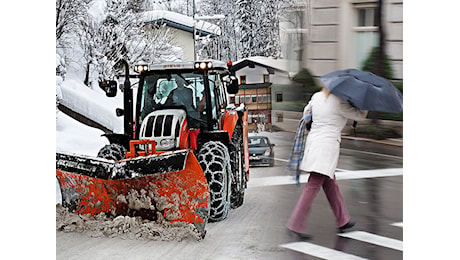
[197,141,232,222]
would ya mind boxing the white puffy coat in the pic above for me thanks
[298,91,368,178]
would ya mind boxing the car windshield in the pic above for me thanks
[248,137,269,147]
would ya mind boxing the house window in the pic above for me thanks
[245,95,251,104]
[240,75,247,84]
[251,95,257,103]
[263,74,270,83]
[276,92,283,102]
[229,96,235,104]
[263,94,270,103]
[354,6,378,68]
[258,95,263,103]
[358,8,378,27]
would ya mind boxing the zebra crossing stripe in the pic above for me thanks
[338,231,403,251]
[391,222,403,228]
[248,168,403,188]
[280,242,369,260]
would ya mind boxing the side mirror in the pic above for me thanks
[226,76,239,94]
[99,80,118,97]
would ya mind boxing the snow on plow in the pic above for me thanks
[56,147,210,238]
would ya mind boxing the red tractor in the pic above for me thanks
[56,60,249,238]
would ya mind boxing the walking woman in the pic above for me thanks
[287,86,368,239]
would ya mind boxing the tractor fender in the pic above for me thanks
[221,109,250,176]
[221,110,239,140]
[241,110,250,174]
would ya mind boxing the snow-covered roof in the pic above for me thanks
[143,10,221,37]
[232,56,301,77]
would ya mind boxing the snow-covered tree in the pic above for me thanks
[56,0,88,44]
[198,0,239,61]
[256,0,281,58]
[57,0,180,87]
[236,0,255,58]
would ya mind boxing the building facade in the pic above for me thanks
[281,0,403,80]
[143,10,221,61]
[229,57,294,131]
[274,0,403,132]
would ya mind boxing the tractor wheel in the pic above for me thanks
[97,143,127,161]
[229,124,246,209]
[197,141,231,222]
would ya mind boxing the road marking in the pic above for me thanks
[338,231,403,251]
[275,158,289,162]
[248,168,403,188]
[280,242,369,260]
[340,148,403,160]
[391,222,403,228]
[335,168,402,180]
[275,149,402,164]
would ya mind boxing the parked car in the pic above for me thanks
[248,135,275,167]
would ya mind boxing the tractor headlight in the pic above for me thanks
[264,149,271,156]
[195,61,213,70]
[159,138,176,149]
[134,64,148,73]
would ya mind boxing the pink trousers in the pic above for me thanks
[286,172,350,233]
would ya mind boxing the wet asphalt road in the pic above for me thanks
[56,131,403,260]
[251,131,403,259]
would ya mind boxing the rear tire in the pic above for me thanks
[197,141,231,222]
[229,124,246,209]
[97,143,127,161]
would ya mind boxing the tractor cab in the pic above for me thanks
[136,61,229,131]
[128,61,239,152]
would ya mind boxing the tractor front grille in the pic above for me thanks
[139,109,187,149]
[143,114,174,138]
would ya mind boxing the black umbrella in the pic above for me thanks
[319,69,403,113]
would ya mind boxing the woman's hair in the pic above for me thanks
[321,85,331,98]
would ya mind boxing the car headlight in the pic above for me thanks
[264,149,271,156]
[159,138,176,149]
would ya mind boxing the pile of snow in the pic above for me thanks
[56,111,108,156]
[57,77,123,133]
[56,205,201,241]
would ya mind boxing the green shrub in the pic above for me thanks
[292,68,321,93]
[351,125,401,140]
[361,47,394,80]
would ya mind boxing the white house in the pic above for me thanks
[229,56,301,131]
[143,10,221,61]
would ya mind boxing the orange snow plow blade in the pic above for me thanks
[56,149,210,238]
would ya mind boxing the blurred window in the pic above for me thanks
[276,92,283,102]
[354,6,378,68]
